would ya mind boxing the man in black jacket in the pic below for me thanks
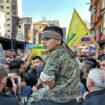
[0,64,18,105]
[79,68,105,105]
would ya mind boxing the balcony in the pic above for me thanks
[92,0,99,5]
[92,15,97,24]
[89,5,92,11]
[96,9,102,19]
[94,33,102,41]
[101,35,105,41]
[91,23,95,29]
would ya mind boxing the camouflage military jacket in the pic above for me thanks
[28,45,80,104]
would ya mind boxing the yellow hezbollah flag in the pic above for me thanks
[67,9,89,46]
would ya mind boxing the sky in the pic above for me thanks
[22,0,90,30]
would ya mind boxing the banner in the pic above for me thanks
[67,9,89,46]
[31,44,46,57]
[25,44,46,57]
[25,43,36,52]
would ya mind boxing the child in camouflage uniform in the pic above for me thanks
[28,26,80,105]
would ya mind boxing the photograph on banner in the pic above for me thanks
[25,43,36,53]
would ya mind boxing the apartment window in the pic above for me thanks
[19,25,21,29]
[1,6,3,9]
[7,24,10,26]
[12,11,16,15]
[12,5,16,10]
[102,0,105,9]
[98,26,103,34]
[7,18,10,21]
[6,0,9,3]
[7,35,11,38]
[12,0,16,4]
[39,33,42,44]
[91,29,95,35]
[7,12,10,15]
[7,6,9,9]
[7,30,10,32]
[96,29,98,35]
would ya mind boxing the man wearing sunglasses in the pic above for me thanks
[28,26,80,105]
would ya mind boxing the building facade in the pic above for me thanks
[12,0,22,17]
[16,17,34,45]
[0,0,22,38]
[4,0,12,38]
[0,0,23,49]
[0,11,5,37]
[33,20,60,44]
[90,0,105,50]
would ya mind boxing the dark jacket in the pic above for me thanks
[79,88,105,105]
[0,92,18,105]
[24,68,38,87]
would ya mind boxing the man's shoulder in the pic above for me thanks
[50,46,69,58]
[0,94,18,105]
[82,89,105,105]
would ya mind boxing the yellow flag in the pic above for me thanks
[67,9,89,46]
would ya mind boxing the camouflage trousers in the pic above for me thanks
[27,88,49,105]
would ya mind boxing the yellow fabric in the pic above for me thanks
[31,44,46,57]
[31,48,42,56]
[67,9,89,46]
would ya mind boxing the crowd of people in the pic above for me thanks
[0,26,105,105]
[0,48,46,105]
